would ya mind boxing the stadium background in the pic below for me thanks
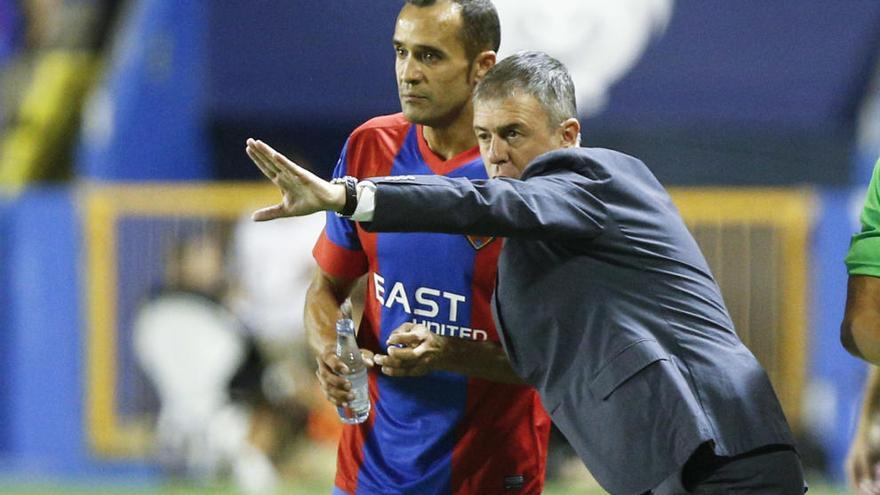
[1,0,880,493]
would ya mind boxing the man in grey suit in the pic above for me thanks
[245,51,805,494]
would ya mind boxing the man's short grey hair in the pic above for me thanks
[474,51,578,127]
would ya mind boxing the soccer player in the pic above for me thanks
[840,158,880,493]
[244,51,804,494]
[297,1,550,494]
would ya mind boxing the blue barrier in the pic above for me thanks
[0,196,12,456]
[0,187,156,479]
[808,188,871,482]
[4,187,89,472]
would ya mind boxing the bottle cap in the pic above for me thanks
[340,299,352,320]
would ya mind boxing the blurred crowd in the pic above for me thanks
[131,214,343,493]
[0,0,120,186]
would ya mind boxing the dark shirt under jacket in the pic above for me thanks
[363,147,795,494]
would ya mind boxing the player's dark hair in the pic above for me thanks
[405,0,500,60]
[474,51,577,126]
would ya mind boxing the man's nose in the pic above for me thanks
[487,137,508,164]
[399,58,423,84]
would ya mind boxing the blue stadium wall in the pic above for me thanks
[0,189,157,481]
[809,189,871,479]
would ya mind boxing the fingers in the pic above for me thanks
[387,323,429,347]
[246,139,283,179]
[246,138,309,182]
[373,352,429,377]
[315,367,353,406]
[246,146,277,182]
[251,203,287,222]
[385,345,418,361]
[251,204,287,222]
[249,139,307,181]
[374,346,428,377]
[374,351,415,369]
[314,349,354,407]
[360,349,376,368]
[313,347,378,406]
[386,332,424,348]
[375,324,439,377]
[319,348,349,375]
[254,139,301,175]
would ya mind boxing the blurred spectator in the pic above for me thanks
[228,213,326,353]
[133,215,339,492]
[0,0,122,187]
[133,227,280,493]
[226,212,347,476]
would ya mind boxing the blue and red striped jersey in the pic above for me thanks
[313,114,550,495]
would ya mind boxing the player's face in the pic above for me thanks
[393,1,478,128]
[474,92,580,179]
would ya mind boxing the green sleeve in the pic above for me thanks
[846,158,880,276]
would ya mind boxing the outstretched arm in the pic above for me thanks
[245,139,345,219]
[246,140,607,240]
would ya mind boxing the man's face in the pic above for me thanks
[474,92,569,179]
[393,1,476,127]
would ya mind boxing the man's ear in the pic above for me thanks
[560,118,581,148]
[472,51,497,81]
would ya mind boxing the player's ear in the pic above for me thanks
[559,118,581,148]
[472,50,496,82]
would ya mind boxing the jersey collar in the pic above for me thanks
[416,124,482,176]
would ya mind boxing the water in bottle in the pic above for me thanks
[335,300,370,424]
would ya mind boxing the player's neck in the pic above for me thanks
[422,110,477,161]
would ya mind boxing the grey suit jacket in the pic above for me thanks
[364,147,795,494]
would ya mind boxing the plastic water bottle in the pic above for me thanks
[335,300,370,424]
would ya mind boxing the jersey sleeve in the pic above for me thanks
[313,139,369,279]
[846,158,880,277]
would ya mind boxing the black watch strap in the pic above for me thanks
[332,176,359,217]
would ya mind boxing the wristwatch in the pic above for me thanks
[331,176,359,217]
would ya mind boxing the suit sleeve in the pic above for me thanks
[364,164,608,240]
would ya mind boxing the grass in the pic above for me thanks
[0,443,849,495]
